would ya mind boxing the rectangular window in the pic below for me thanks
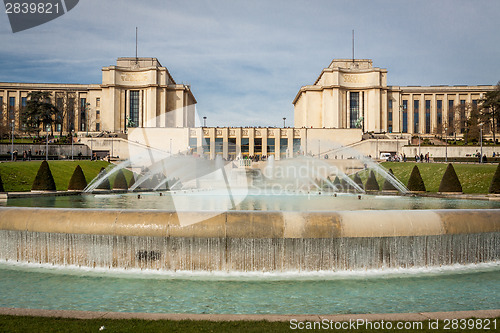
[388,99,393,122]
[280,138,288,157]
[388,125,392,133]
[267,138,275,154]
[202,138,211,154]
[129,91,139,128]
[189,137,197,149]
[437,100,442,126]
[402,100,408,133]
[413,100,419,133]
[254,138,262,154]
[425,100,431,134]
[228,138,237,155]
[293,138,301,153]
[215,138,223,154]
[80,98,87,131]
[56,123,62,132]
[241,138,249,154]
[96,123,100,131]
[349,92,360,128]
[96,98,100,108]
[96,110,100,119]
[20,97,28,128]
[56,97,64,111]
[67,97,75,132]
[9,97,15,121]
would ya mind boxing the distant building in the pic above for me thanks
[0,57,196,134]
[293,59,495,135]
[0,57,497,161]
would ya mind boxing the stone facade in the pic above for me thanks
[0,57,196,135]
[294,59,496,136]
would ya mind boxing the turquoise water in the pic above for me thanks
[3,191,500,211]
[0,263,498,314]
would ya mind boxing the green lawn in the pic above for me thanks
[359,162,498,194]
[0,160,133,192]
[1,315,498,333]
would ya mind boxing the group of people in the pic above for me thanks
[475,151,488,163]
[415,153,431,163]
[388,153,407,162]
[9,149,37,161]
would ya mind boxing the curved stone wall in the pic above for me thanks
[0,207,499,238]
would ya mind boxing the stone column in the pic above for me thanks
[431,94,437,134]
[222,127,228,160]
[262,128,268,158]
[287,128,294,158]
[419,94,425,135]
[408,93,414,134]
[249,128,255,157]
[346,91,351,128]
[235,128,242,157]
[275,128,281,160]
[209,128,215,160]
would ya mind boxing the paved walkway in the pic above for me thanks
[0,307,499,322]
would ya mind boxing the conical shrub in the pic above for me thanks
[113,169,128,190]
[364,170,380,191]
[32,161,56,191]
[128,174,135,188]
[96,167,111,190]
[353,173,364,190]
[407,165,426,192]
[438,163,462,193]
[68,165,87,191]
[333,176,341,189]
[489,163,500,194]
[0,172,4,192]
[340,177,352,192]
[382,168,398,191]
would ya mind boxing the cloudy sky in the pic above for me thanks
[1,0,499,127]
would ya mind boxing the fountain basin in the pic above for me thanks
[1,207,499,272]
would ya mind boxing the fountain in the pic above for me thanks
[0,136,499,314]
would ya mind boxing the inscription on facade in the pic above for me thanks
[120,72,149,82]
[342,74,367,84]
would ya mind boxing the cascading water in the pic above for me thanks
[2,139,499,274]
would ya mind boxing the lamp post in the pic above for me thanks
[318,139,320,159]
[283,117,286,128]
[10,119,14,161]
[399,104,405,133]
[418,134,421,157]
[480,124,483,163]
[445,126,448,163]
[45,124,49,161]
[203,116,207,127]
[170,138,172,156]
[71,130,74,160]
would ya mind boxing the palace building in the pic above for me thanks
[0,57,496,160]
[0,57,196,134]
[294,59,495,135]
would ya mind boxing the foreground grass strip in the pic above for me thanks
[0,315,499,333]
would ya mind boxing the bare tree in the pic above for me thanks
[480,81,500,143]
